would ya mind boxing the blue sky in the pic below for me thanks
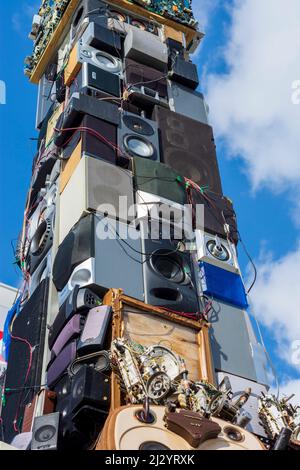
[0,1,299,397]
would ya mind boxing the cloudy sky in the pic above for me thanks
[0,0,299,401]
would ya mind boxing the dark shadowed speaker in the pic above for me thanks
[82,21,122,55]
[31,413,61,451]
[1,279,49,444]
[70,365,110,413]
[168,55,199,90]
[71,0,107,40]
[140,220,199,313]
[154,107,223,194]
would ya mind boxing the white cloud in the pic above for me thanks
[205,0,300,191]
[280,379,300,406]
[193,0,220,30]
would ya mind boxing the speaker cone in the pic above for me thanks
[124,135,154,158]
[206,240,230,262]
[35,425,56,443]
[151,250,186,284]
[110,10,126,22]
[131,19,147,31]
[123,115,154,136]
[94,52,121,74]
[30,219,52,256]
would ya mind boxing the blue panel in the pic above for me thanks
[199,262,249,309]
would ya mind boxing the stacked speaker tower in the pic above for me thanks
[1,0,272,450]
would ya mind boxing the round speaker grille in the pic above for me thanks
[123,115,154,136]
[124,135,154,158]
[95,52,121,74]
[30,219,52,256]
[131,20,147,31]
[35,425,56,443]
[206,240,231,262]
[139,441,171,451]
[151,250,186,284]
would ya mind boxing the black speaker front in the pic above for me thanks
[71,0,107,39]
[70,365,110,414]
[1,279,49,444]
[140,221,199,313]
[154,106,223,195]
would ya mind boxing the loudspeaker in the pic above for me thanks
[195,231,240,274]
[82,22,122,55]
[168,81,209,124]
[191,189,238,244]
[31,413,61,450]
[29,252,52,297]
[140,220,199,313]
[77,306,112,355]
[118,111,160,161]
[124,27,168,71]
[125,58,168,108]
[168,55,199,90]
[48,286,101,350]
[51,314,85,357]
[28,205,55,275]
[70,0,107,41]
[154,106,223,194]
[208,300,257,382]
[31,143,59,197]
[59,155,134,242]
[199,262,248,309]
[47,341,77,388]
[52,213,144,303]
[1,279,49,444]
[70,365,110,413]
[36,74,56,130]
[54,92,120,148]
[133,156,187,205]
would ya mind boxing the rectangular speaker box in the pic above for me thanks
[77,306,112,355]
[47,341,77,388]
[199,262,248,309]
[31,145,59,197]
[133,156,188,205]
[36,74,56,130]
[52,213,144,303]
[191,189,238,244]
[140,220,199,313]
[124,27,168,71]
[70,0,108,41]
[70,366,110,414]
[168,81,209,124]
[81,21,122,55]
[209,301,257,382]
[195,231,240,274]
[54,92,120,148]
[48,286,101,351]
[59,155,134,242]
[169,55,199,90]
[31,413,61,451]
[1,279,49,444]
[154,106,223,195]
[51,314,84,357]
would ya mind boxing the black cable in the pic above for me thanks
[237,231,258,294]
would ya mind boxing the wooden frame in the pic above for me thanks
[103,289,215,410]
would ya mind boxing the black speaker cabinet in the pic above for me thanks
[140,220,199,313]
[71,0,107,40]
[133,156,187,205]
[71,365,110,413]
[125,58,168,105]
[1,279,49,444]
[82,21,122,55]
[61,114,117,164]
[154,106,223,195]
[168,55,199,90]
[31,413,61,451]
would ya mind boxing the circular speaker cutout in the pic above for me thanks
[35,425,56,443]
[206,240,231,262]
[151,250,186,284]
[95,52,121,74]
[124,135,154,159]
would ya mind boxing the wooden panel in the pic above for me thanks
[60,139,82,194]
[64,42,81,86]
[164,25,184,44]
[46,103,64,146]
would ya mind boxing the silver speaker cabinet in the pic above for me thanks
[195,230,240,274]
[168,81,209,124]
[118,112,160,161]
[78,40,123,77]
[31,413,61,451]
[59,155,135,243]
[124,27,168,71]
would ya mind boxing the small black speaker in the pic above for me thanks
[31,413,61,451]
[71,0,107,40]
[154,106,223,194]
[82,21,122,55]
[140,220,199,313]
[169,55,199,90]
[71,365,110,413]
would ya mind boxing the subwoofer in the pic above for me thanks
[154,106,223,194]
[140,220,199,313]
[59,155,135,242]
[31,413,61,451]
[52,213,144,304]
[118,112,160,161]
[1,279,49,444]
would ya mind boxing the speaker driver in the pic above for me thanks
[110,10,126,22]
[206,240,231,262]
[151,250,186,284]
[139,441,171,451]
[123,115,154,136]
[30,219,53,256]
[124,135,154,158]
[94,51,122,73]
[131,19,147,31]
[35,425,56,443]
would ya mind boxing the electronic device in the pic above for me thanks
[124,27,168,71]
[52,314,85,358]
[31,143,59,197]
[199,262,248,309]
[36,73,56,130]
[28,205,55,275]
[140,220,199,313]
[81,21,122,55]
[31,413,61,451]
[1,280,49,444]
[59,155,135,242]
[77,306,112,355]
[10,433,32,450]
[124,58,169,108]
[168,81,209,124]
[118,111,160,161]
[195,231,240,274]
[168,55,199,90]
[105,5,159,36]
[54,92,120,148]
[190,188,239,244]
[133,156,187,205]
[207,300,257,382]
[48,286,101,350]
[75,61,122,97]
[47,341,77,388]
[70,365,110,412]
[29,251,52,297]
[154,106,223,194]
[70,0,107,41]
[52,213,144,304]
[65,39,122,87]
